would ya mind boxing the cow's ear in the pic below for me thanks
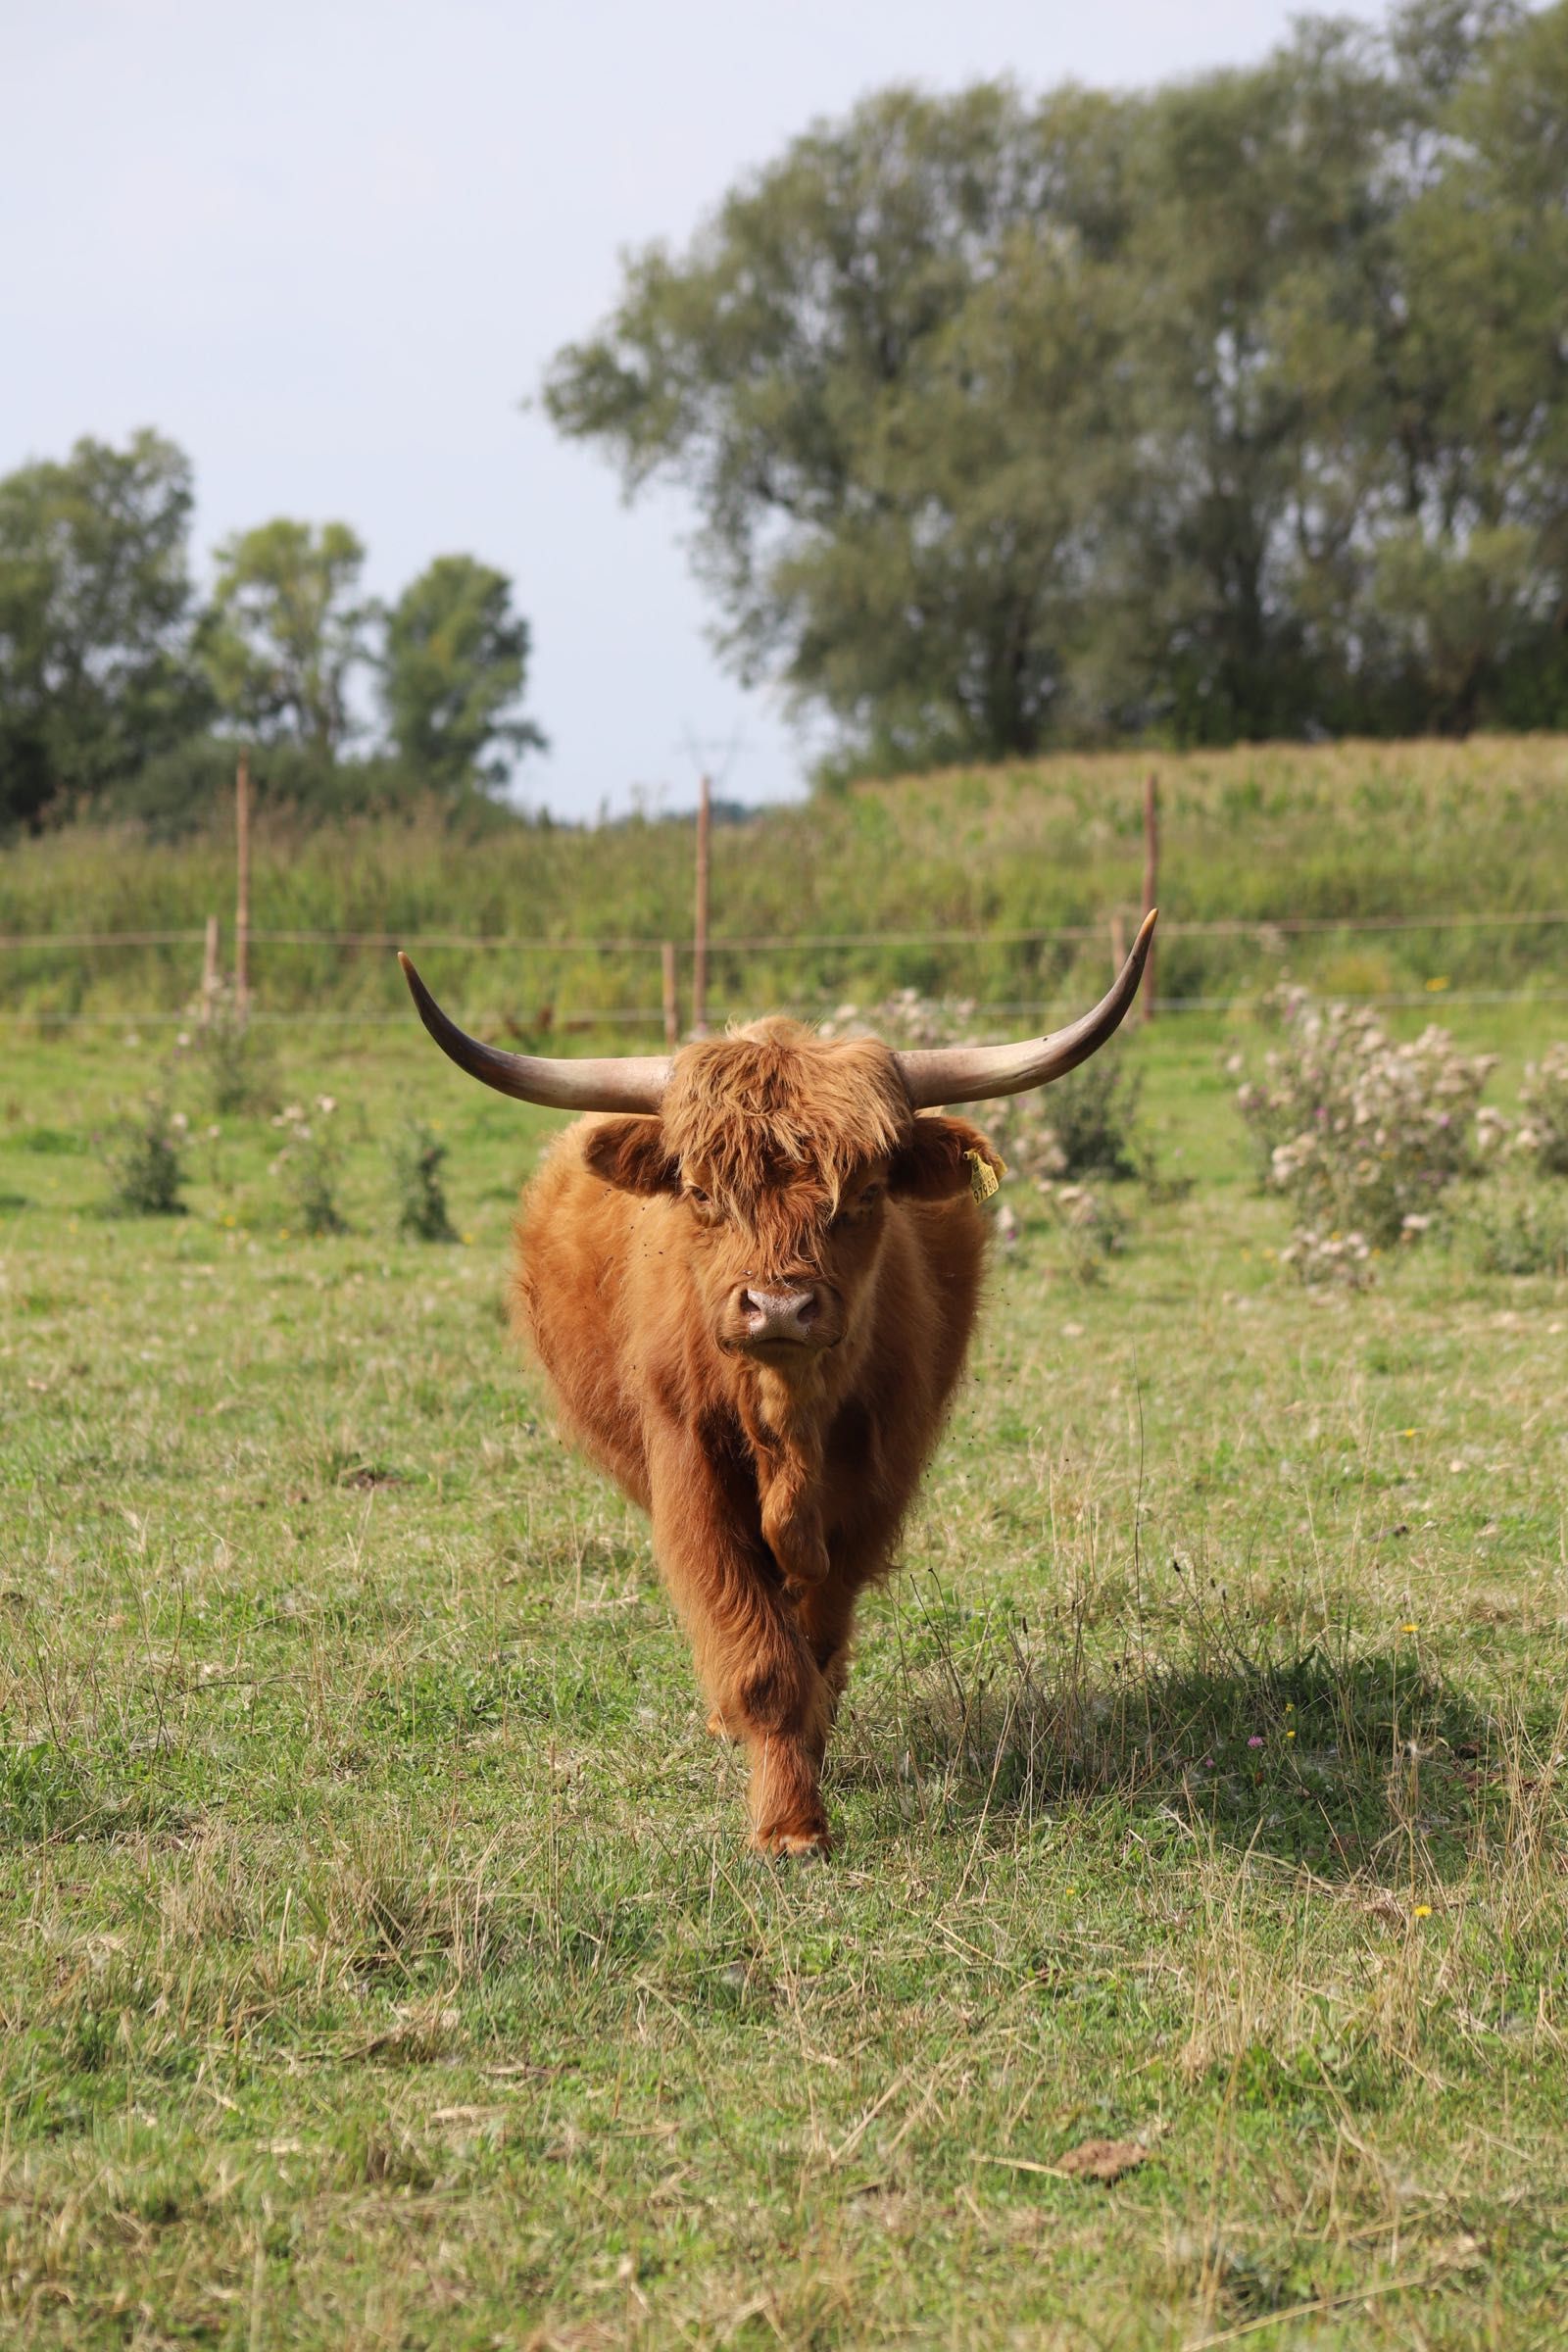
[581,1116,681,1197]
[889,1114,1004,1201]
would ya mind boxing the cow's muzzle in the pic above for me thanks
[739,1286,820,1346]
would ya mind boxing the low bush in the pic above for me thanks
[997,1053,1144,1184]
[1516,1044,1568,1177]
[815,988,976,1051]
[102,1095,188,1217]
[389,1119,457,1242]
[1041,1180,1131,1285]
[190,981,276,1117]
[270,1098,347,1235]
[1234,986,1498,1285]
[1460,1181,1568,1278]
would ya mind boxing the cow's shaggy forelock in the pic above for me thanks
[660,1018,911,1219]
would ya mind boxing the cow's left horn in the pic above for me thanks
[398,954,670,1112]
[895,909,1157,1108]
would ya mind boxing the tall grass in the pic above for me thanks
[4,735,1567,1025]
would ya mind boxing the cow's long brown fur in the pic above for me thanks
[512,1017,1001,1854]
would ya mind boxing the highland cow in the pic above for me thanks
[400,912,1154,1855]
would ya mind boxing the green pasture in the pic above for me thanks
[4,734,1568,1027]
[1,988,1565,2348]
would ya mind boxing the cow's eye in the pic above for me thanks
[686,1185,710,1207]
[833,1183,882,1227]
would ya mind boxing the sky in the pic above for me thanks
[6,0,1384,820]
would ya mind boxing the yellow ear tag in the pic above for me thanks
[964,1148,1004,1205]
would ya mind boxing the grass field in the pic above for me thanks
[5,734,1568,1024]
[3,982,1566,2347]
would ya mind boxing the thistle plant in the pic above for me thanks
[997,1054,1144,1184]
[271,1097,347,1235]
[389,1118,457,1242]
[103,1095,189,1217]
[1235,986,1498,1284]
[191,979,276,1117]
[1040,1180,1130,1285]
[1515,1044,1568,1177]
[1461,1179,1568,1278]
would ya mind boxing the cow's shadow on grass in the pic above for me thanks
[837,1632,1537,1883]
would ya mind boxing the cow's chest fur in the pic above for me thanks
[735,1364,838,1591]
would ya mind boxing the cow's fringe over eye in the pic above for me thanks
[662,1022,912,1223]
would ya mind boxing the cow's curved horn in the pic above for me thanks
[398,954,670,1113]
[896,909,1158,1108]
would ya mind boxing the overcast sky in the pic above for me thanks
[6,1,1384,819]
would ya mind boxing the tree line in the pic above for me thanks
[545,0,1568,776]
[0,430,545,831]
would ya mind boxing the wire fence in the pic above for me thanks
[5,908,1568,954]
[1,908,1565,1032]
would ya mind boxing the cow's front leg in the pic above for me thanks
[795,1574,860,1719]
[796,1495,906,1729]
[649,1424,832,1854]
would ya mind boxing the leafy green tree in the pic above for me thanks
[0,430,207,825]
[202,519,373,756]
[381,555,546,793]
[543,63,1409,760]
[1102,24,1409,739]
[1371,0,1568,728]
[544,4,1568,766]
[545,82,1130,768]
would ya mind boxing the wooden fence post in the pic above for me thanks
[662,940,679,1051]
[1141,769,1158,1023]
[234,751,252,1023]
[692,772,710,1039]
[201,913,220,1021]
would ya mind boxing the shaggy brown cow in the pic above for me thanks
[399,914,1155,1855]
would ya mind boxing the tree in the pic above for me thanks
[1369,0,1568,728]
[0,430,207,826]
[542,65,1408,761]
[381,555,546,794]
[543,5,1568,766]
[202,518,373,756]
[545,82,1130,769]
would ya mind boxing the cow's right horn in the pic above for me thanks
[895,909,1157,1108]
[399,954,670,1112]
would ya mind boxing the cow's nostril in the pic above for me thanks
[743,1286,818,1331]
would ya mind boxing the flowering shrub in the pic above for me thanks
[815,989,977,1052]
[1234,986,1497,1284]
[1516,1044,1568,1177]
[103,1096,188,1216]
[1041,1181,1130,1285]
[271,1097,347,1235]
[1004,1054,1144,1182]
[817,990,1144,1181]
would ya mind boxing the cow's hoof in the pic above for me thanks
[752,1822,831,1861]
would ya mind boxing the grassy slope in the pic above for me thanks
[2,1001,1567,2348]
[4,734,1568,1022]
